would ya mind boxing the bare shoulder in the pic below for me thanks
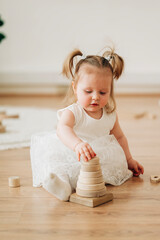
[58,109,75,127]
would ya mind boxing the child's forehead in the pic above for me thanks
[77,64,112,88]
[78,64,112,76]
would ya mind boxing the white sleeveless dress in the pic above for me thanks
[30,102,132,190]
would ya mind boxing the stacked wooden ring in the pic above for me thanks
[76,156,107,198]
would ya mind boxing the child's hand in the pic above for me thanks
[127,158,144,176]
[74,141,96,162]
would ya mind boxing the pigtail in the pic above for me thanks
[102,47,124,80]
[111,53,124,79]
[62,49,83,79]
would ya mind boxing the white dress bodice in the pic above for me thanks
[57,102,116,142]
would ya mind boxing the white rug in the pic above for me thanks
[0,106,57,150]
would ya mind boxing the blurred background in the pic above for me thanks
[0,0,160,95]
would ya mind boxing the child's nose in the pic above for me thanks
[92,92,99,100]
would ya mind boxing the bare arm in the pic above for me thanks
[56,109,96,161]
[110,114,132,162]
[57,110,81,150]
[110,114,144,176]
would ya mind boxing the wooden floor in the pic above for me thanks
[0,95,160,240]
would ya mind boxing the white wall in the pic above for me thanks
[0,0,160,94]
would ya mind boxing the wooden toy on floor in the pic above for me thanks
[0,121,6,133]
[0,111,19,133]
[134,111,157,120]
[150,175,160,183]
[0,112,19,120]
[8,176,20,188]
[70,156,113,207]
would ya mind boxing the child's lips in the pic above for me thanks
[91,103,99,106]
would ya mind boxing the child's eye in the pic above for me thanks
[100,92,106,95]
[85,90,92,93]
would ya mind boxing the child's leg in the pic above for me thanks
[43,172,72,201]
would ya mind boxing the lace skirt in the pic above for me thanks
[30,131,132,189]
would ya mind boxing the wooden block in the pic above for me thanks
[80,170,102,178]
[150,175,160,183]
[81,164,100,172]
[82,157,99,165]
[134,112,157,120]
[134,112,147,119]
[0,125,6,133]
[8,176,20,188]
[76,186,107,198]
[5,114,19,119]
[78,176,103,184]
[147,113,157,119]
[0,113,19,120]
[70,192,113,207]
[77,182,105,191]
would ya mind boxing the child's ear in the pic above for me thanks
[72,81,76,94]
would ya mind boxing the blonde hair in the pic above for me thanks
[62,47,124,113]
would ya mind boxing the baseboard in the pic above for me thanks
[0,71,160,95]
[0,83,67,95]
[115,83,160,95]
[0,71,67,95]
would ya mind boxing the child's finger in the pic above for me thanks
[76,152,81,161]
[82,153,88,162]
[87,145,96,158]
[87,150,94,158]
[134,163,139,173]
[138,166,143,174]
[84,151,92,160]
[83,146,92,160]
[134,172,140,177]
[80,148,88,162]
[139,164,144,174]
[133,170,140,176]
[136,163,144,175]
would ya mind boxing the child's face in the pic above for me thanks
[73,64,112,115]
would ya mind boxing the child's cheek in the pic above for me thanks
[82,97,89,107]
[101,97,109,106]
[78,95,88,107]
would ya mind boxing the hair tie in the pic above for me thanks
[105,55,113,62]
[79,54,86,60]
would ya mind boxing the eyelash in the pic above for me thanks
[85,90,107,95]
[85,90,92,93]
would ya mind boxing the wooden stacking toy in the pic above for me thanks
[8,176,20,188]
[70,156,113,207]
[150,175,160,183]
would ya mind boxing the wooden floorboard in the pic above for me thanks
[0,95,160,239]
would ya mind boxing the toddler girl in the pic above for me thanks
[30,47,144,201]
